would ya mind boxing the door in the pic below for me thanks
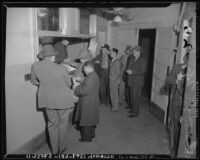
[150,27,175,124]
[138,28,156,100]
[140,37,151,99]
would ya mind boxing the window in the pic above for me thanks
[37,8,59,31]
[80,8,90,34]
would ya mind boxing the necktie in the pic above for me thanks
[127,55,135,69]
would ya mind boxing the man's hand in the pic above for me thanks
[72,77,81,89]
[74,76,82,82]
[62,40,69,46]
[126,69,132,75]
[176,72,185,84]
[177,72,185,81]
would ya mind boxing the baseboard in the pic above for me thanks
[150,101,165,123]
[10,130,46,154]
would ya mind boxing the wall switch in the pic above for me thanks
[24,73,31,81]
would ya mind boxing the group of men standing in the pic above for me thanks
[92,43,147,117]
[30,38,146,154]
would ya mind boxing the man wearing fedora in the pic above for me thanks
[54,39,69,64]
[92,44,111,105]
[119,45,133,105]
[31,44,75,154]
[126,45,147,118]
[123,45,135,110]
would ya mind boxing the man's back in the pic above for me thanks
[31,60,74,109]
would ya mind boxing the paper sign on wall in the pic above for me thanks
[88,39,98,53]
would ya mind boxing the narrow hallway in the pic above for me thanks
[33,97,170,154]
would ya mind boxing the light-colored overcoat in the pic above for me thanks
[31,59,75,109]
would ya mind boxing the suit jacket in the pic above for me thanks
[74,71,100,126]
[119,54,129,79]
[31,60,75,109]
[91,54,111,70]
[123,54,135,82]
[109,58,121,83]
[127,57,147,87]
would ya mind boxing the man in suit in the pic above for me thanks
[91,44,111,105]
[31,44,75,154]
[123,46,135,110]
[119,45,132,105]
[109,48,121,112]
[73,61,100,142]
[126,45,147,118]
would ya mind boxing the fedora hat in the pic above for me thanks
[125,45,131,51]
[126,45,135,52]
[134,45,141,51]
[41,36,54,45]
[38,44,58,58]
[101,44,110,51]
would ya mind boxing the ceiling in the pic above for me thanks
[86,3,173,21]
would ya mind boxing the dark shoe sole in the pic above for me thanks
[127,115,138,118]
[79,139,92,142]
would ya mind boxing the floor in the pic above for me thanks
[33,93,170,154]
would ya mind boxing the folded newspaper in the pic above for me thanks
[63,64,77,72]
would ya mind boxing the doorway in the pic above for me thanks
[138,29,156,102]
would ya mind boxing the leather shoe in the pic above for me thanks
[127,111,133,113]
[79,139,92,142]
[127,114,138,118]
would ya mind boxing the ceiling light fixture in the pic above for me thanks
[37,8,49,17]
[113,15,122,22]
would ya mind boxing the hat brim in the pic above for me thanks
[101,47,110,51]
[76,56,92,60]
[129,48,134,51]
[38,51,59,58]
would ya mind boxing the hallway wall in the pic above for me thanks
[6,8,45,153]
[96,15,109,46]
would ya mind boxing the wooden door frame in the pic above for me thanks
[117,21,161,56]
[138,29,157,108]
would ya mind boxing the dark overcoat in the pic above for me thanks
[74,71,100,126]
[127,57,147,87]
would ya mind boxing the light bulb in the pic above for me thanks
[114,16,122,22]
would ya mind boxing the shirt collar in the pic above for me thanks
[135,55,140,61]
[112,57,117,62]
